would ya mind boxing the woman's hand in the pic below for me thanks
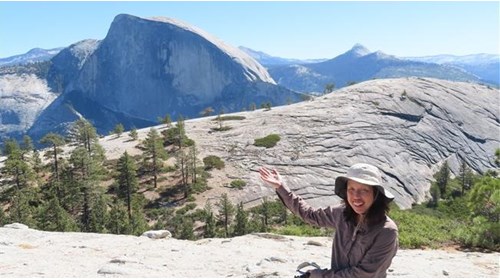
[259,166,283,190]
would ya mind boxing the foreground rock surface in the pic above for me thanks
[0,226,498,278]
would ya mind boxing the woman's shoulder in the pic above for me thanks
[383,216,399,232]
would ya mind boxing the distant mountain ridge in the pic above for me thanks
[402,54,499,85]
[404,53,498,64]
[2,44,497,90]
[242,44,493,93]
[2,45,497,86]
[238,46,328,66]
[0,47,63,67]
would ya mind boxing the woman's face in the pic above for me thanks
[346,180,375,215]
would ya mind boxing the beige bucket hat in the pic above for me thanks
[335,163,395,201]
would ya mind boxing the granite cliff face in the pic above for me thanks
[0,40,98,143]
[46,39,100,94]
[29,14,300,140]
[0,73,57,141]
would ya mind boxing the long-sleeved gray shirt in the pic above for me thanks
[276,184,398,278]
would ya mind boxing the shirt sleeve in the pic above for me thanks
[323,226,399,278]
[275,183,340,228]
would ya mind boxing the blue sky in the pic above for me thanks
[0,1,499,59]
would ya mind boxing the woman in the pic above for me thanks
[259,163,398,278]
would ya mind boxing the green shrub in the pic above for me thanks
[161,127,194,147]
[454,216,499,250]
[390,205,465,249]
[183,138,195,147]
[191,181,208,194]
[176,207,188,216]
[230,179,247,189]
[185,203,197,211]
[212,115,246,121]
[211,126,232,132]
[176,203,197,216]
[203,155,225,170]
[254,134,281,148]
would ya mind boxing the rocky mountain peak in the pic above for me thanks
[347,43,371,57]
[110,14,274,84]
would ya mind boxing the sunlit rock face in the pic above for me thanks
[31,14,300,139]
[0,73,57,141]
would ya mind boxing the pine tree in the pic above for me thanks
[143,128,167,189]
[68,119,98,154]
[69,144,106,232]
[189,144,199,185]
[58,127,106,232]
[37,197,78,232]
[175,149,190,198]
[31,149,43,174]
[21,135,34,159]
[260,197,271,232]
[129,196,148,235]
[175,115,186,149]
[2,138,20,156]
[435,161,450,198]
[129,128,138,141]
[116,151,139,219]
[467,177,500,222]
[203,202,216,238]
[458,159,474,196]
[428,183,441,208]
[234,202,248,236]
[108,202,131,234]
[69,147,92,231]
[278,201,289,225]
[466,176,500,248]
[40,132,65,183]
[158,114,172,127]
[216,193,235,238]
[113,123,125,137]
[3,140,39,227]
[324,83,335,94]
[0,206,7,226]
[58,165,82,215]
[200,107,214,117]
[9,188,37,227]
[179,217,195,240]
[4,143,34,192]
[89,194,109,233]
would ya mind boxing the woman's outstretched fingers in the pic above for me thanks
[259,166,281,189]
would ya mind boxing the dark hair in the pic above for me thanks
[343,187,391,227]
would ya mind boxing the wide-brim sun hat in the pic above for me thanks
[335,163,395,201]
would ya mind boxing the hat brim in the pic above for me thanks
[335,176,394,201]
